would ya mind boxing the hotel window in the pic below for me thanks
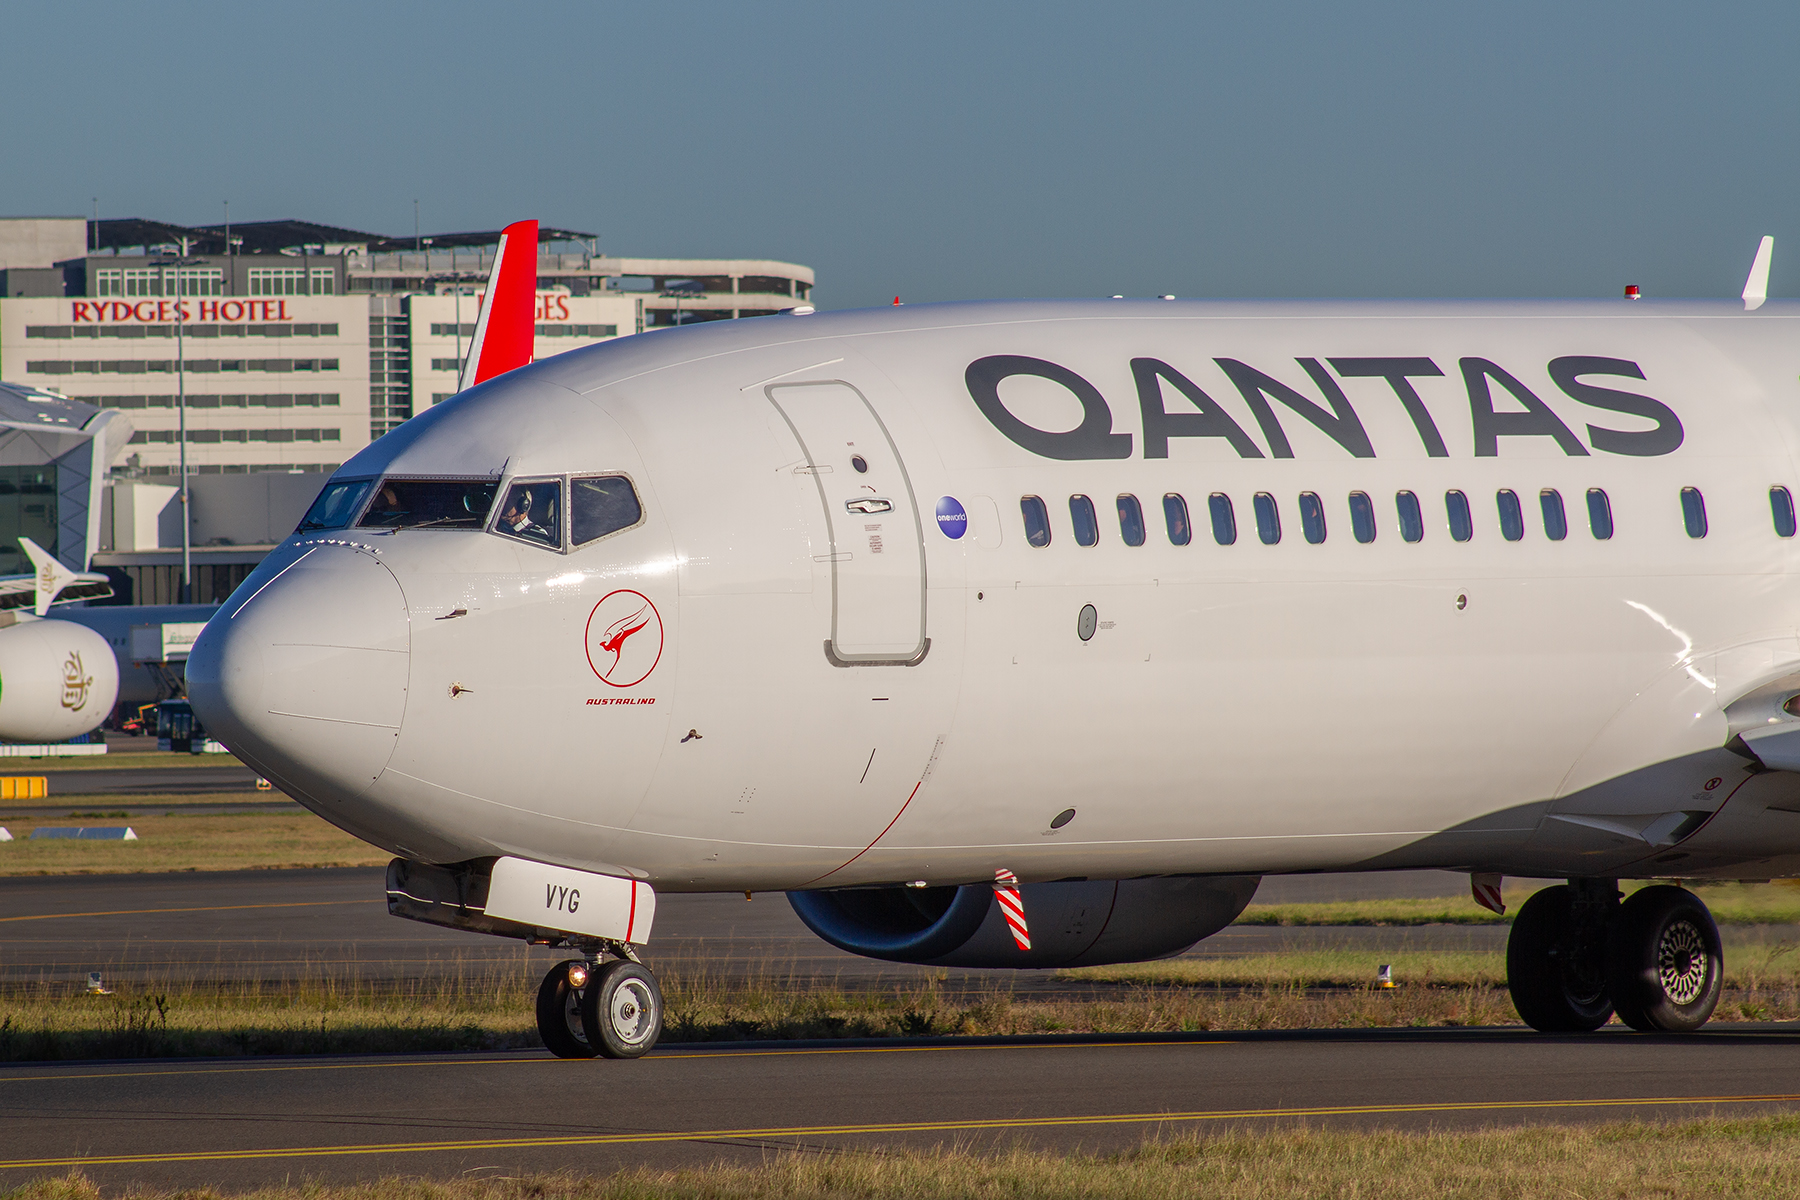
[95,269,123,297]
[310,269,335,295]
[249,267,307,296]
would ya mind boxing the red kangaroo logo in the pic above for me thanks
[597,604,651,680]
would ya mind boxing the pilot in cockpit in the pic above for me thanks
[498,482,559,547]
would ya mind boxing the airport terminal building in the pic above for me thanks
[0,216,815,478]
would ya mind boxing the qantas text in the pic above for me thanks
[965,355,1682,460]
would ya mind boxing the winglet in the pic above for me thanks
[457,219,539,392]
[21,538,76,617]
[1743,235,1774,311]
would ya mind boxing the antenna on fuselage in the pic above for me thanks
[1743,235,1774,311]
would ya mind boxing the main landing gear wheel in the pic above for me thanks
[1506,884,1614,1032]
[1607,885,1723,1032]
[580,960,664,1059]
[535,959,598,1059]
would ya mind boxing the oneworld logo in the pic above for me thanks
[935,496,968,539]
[584,590,663,688]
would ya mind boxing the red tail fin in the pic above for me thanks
[458,219,538,391]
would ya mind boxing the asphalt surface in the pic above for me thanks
[6,866,1800,1189]
[5,1028,1800,1190]
[0,866,1512,991]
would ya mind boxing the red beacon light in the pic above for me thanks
[1624,285,1642,300]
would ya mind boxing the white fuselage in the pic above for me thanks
[188,298,1800,890]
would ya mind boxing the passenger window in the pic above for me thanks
[1587,488,1614,540]
[1070,495,1099,546]
[1163,494,1191,546]
[1348,491,1376,544]
[297,478,374,532]
[1772,486,1796,538]
[1253,492,1281,545]
[1445,490,1473,543]
[1021,496,1051,547]
[1681,487,1707,538]
[571,475,642,545]
[1396,491,1424,543]
[493,478,562,548]
[1116,494,1146,547]
[1540,489,1568,541]
[1497,489,1524,542]
[1209,493,1237,546]
[1299,492,1327,544]
[359,477,499,530]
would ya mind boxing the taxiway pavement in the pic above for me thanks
[4,1027,1800,1190]
[0,867,1508,991]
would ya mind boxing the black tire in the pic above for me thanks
[1606,885,1722,1032]
[1506,884,1614,1032]
[580,960,663,1059]
[535,960,597,1059]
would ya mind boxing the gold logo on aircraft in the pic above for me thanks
[61,651,92,712]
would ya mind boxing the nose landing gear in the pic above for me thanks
[1506,879,1723,1033]
[534,947,665,1059]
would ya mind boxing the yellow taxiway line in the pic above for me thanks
[4,1093,1799,1170]
[0,900,370,924]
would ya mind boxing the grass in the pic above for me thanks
[6,934,1800,1063]
[1063,926,1800,993]
[12,1117,1800,1198]
[13,748,246,772]
[0,806,388,875]
[1241,879,1800,926]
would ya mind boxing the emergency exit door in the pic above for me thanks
[767,381,927,664]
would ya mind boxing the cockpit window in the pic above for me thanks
[571,475,642,545]
[493,478,562,548]
[356,478,499,530]
[296,479,374,532]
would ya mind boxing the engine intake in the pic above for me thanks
[788,875,1261,968]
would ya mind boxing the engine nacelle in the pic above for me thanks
[788,875,1261,968]
[0,617,118,742]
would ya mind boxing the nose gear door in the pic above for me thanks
[766,381,927,665]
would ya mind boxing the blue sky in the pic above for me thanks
[2,2,1794,309]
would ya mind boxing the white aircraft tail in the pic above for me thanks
[21,538,77,617]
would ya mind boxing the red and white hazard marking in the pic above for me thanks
[1471,872,1505,915]
[994,868,1031,951]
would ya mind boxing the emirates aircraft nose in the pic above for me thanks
[187,542,410,803]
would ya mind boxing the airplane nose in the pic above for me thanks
[188,544,409,803]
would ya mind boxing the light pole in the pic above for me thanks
[149,250,204,603]
[660,280,704,327]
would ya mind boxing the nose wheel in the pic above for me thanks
[535,956,665,1059]
[1506,881,1723,1034]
